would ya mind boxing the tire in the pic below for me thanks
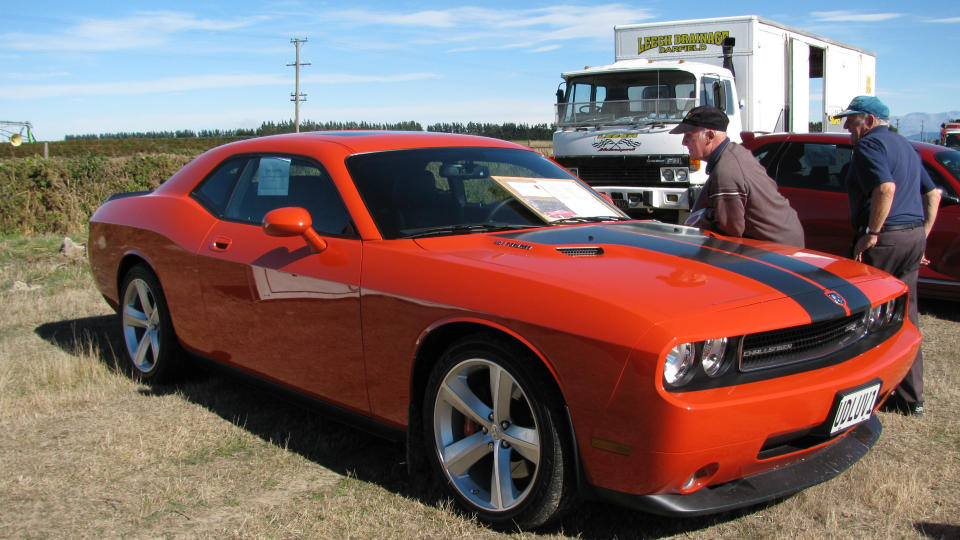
[423,334,573,529]
[119,264,181,383]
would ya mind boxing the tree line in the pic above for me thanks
[64,120,555,141]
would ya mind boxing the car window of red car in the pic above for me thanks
[192,157,247,213]
[774,142,850,193]
[933,150,960,189]
[193,156,355,236]
[750,141,784,174]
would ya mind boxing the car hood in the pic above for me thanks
[412,221,886,327]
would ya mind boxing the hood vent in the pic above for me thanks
[556,246,604,257]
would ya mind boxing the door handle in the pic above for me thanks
[212,236,232,251]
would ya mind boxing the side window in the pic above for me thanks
[774,143,850,193]
[192,157,249,215]
[750,142,783,175]
[214,156,353,236]
[923,164,958,199]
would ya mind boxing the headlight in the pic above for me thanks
[662,168,675,182]
[883,298,897,324]
[664,342,696,387]
[675,168,689,182]
[867,304,883,330]
[701,338,729,377]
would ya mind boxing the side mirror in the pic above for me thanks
[262,207,327,253]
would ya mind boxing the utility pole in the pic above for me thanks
[287,38,310,133]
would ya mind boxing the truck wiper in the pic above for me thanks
[404,223,533,238]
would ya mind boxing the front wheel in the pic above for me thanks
[423,335,573,529]
[119,264,181,383]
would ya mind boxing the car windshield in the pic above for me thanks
[346,147,625,239]
[934,150,960,182]
[556,70,696,126]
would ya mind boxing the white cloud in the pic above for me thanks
[321,5,654,52]
[530,45,562,53]
[0,11,268,52]
[810,10,902,22]
[923,17,960,23]
[6,72,440,99]
[2,71,70,80]
[301,73,441,84]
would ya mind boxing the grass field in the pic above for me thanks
[1,234,958,539]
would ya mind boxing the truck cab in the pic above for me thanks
[553,61,739,221]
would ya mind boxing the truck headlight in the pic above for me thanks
[675,168,689,182]
[662,168,675,182]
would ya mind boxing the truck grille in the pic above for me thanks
[740,312,868,372]
[556,155,687,187]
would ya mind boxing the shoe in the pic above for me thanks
[910,402,925,416]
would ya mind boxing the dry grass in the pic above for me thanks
[1,234,958,539]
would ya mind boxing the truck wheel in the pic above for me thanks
[119,264,181,383]
[423,335,572,529]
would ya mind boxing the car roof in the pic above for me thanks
[217,130,527,155]
[153,131,536,196]
[744,131,953,155]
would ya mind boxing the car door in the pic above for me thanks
[921,155,960,285]
[763,140,855,257]
[190,155,368,412]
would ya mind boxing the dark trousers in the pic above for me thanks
[858,226,925,404]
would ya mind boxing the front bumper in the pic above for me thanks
[593,414,880,516]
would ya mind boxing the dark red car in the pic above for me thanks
[742,132,960,300]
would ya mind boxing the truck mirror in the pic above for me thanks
[713,82,727,112]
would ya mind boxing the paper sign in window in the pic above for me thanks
[257,157,292,196]
[492,176,620,222]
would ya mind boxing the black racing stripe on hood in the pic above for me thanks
[696,235,872,314]
[496,224,864,323]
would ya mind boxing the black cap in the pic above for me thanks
[669,105,729,134]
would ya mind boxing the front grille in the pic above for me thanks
[555,155,687,187]
[740,312,867,372]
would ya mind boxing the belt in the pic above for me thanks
[880,221,923,232]
[858,221,922,235]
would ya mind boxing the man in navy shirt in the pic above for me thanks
[834,95,941,416]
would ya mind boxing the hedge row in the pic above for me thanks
[0,153,194,235]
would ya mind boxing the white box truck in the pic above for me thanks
[553,15,876,221]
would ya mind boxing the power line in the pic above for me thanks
[287,38,311,132]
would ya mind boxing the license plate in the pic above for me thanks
[829,382,881,435]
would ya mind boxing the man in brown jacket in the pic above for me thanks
[671,106,805,248]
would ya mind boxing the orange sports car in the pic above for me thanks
[88,131,919,529]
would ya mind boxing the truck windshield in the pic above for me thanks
[557,70,696,127]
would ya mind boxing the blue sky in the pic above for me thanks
[2,1,958,141]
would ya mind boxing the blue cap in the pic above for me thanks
[833,95,889,121]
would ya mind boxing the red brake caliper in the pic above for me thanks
[463,416,478,436]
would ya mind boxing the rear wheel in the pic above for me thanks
[119,264,181,382]
[424,334,572,529]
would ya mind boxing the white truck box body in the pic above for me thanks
[613,15,876,132]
